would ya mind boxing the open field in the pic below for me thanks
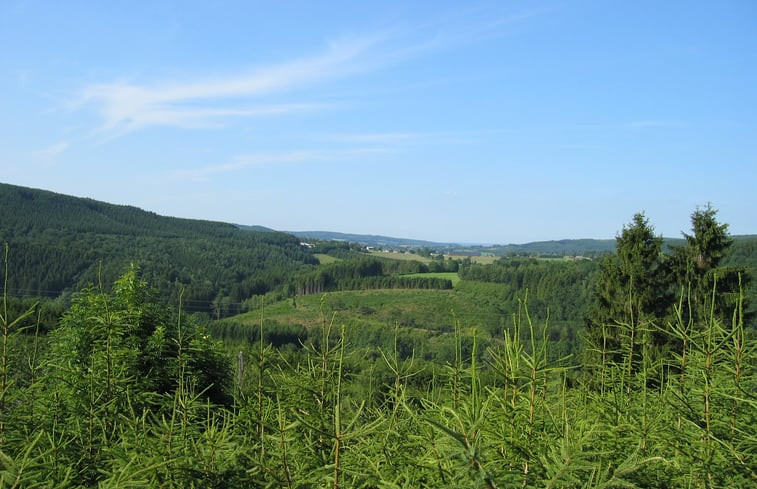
[446,254,499,264]
[401,271,461,287]
[369,250,496,265]
[367,250,432,263]
[313,253,341,264]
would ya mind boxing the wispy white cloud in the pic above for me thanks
[38,141,68,156]
[74,8,545,140]
[360,7,548,69]
[624,120,687,128]
[36,141,69,157]
[327,129,493,145]
[173,129,486,181]
[172,147,390,181]
[76,36,382,138]
[328,132,425,144]
[28,140,69,168]
[441,7,549,45]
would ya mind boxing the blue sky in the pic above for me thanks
[2,1,755,244]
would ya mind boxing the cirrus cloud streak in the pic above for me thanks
[76,36,381,138]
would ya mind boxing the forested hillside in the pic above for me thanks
[0,182,317,314]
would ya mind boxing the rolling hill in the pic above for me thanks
[0,182,317,314]
[2,182,755,320]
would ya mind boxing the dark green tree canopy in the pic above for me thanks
[685,203,732,271]
[671,204,746,324]
[586,212,675,372]
[591,212,671,328]
[588,206,751,375]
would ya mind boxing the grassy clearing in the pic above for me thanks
[313,253,341,264]
[368,250,501,265]
[402,271,461,287]
[367,250,432,263]
[446,254,499,264]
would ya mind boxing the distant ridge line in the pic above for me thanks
[3,182,754,251]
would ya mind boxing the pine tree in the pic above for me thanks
[587,213,671,370]
[671,204,746,325]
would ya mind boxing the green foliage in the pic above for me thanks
[587,207,753,380]
[0,183,317,317]
[671,204,749,325]
[2,195,756,487]
[459,256,597,322]
[0,264,754,487]
[50,265,231,406]
[585,213,673,377]
[590,213,671,328]
[293,256,453,295]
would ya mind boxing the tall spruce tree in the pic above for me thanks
[587,213,672,368]
[671,204,746,325]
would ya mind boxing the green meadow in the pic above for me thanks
[401,271,461,287]
[367,250,433,262]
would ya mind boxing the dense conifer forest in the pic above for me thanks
[0,183,318,314]
[0,183,755,487]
